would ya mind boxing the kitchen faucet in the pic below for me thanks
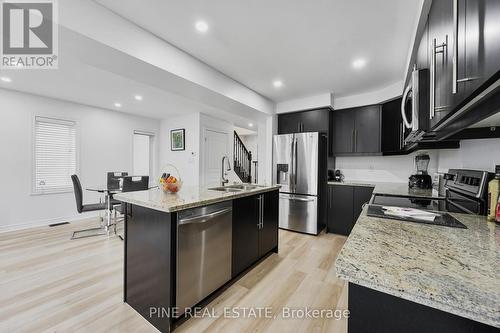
[221,155,231,186]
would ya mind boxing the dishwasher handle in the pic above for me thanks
[178,208,232,225]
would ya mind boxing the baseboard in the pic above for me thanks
[0,212,101,234]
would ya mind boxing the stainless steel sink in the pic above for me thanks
[208,184,263,192]
[224,184,262,190]
[208,187,244,192]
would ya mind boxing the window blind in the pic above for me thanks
[34,116,77,194]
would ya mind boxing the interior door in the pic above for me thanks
[203,129,229,188]
[272,134,293,193]
[133,133,152,176]
[294,132,318,196]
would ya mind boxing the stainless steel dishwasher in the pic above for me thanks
[176,201,232,315]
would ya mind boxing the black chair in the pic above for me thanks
[114,176,149,216]
[70,174,107,239]
[107,172,128,206]
[107,172,128,190]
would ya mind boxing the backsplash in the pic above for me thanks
[336,151,439,183]
[335,138,500,183]
[437,138,500,173]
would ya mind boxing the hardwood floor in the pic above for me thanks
[0,218,348,333]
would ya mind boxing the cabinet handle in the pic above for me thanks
[431,36,448,119]
[430,38,436,119]
[354,129,357,151]
[452,0,458,94]
[261,195,264,229]
[399,122,402,149]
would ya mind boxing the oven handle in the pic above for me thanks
[446,198,475,215]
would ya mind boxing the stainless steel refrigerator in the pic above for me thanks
[273,132,327,235]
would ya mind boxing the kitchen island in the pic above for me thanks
[335,207,499,332]
[115,184,280,333]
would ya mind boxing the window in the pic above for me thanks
[33,116,77,194]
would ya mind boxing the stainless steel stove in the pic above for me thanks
[372,169,493,215]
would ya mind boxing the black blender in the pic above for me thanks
[409,153,432,189]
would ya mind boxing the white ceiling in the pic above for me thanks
[0,27,266,130]
[95,0,421,102]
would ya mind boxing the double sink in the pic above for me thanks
[208,184,264,193]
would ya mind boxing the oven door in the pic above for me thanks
[445,189,482,215]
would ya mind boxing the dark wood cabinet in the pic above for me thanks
[278,108,330,134]
[278,108,334,155]
[232,195,260,277]
[327,185,374,236]
[409,0,500,134]
[278,112,303,134]
[232,190,279,277]
[259,190,279,256]
[428,0,455,129]
[353,186,375,220]
[333,105,381,155]
[355,105,382,154]
[381,98,404,153]
[461,0,500,99]
[328,185,354,235]
[334,109,355,154]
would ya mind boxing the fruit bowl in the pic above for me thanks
[159,164,183,194]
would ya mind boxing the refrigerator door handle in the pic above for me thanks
[294,137,298,191]
[290,137,295,192]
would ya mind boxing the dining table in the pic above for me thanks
[86,180,157,235]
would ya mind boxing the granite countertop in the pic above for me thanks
[328,180,443,198]
[335,209,500,327]
[114,184,280,213]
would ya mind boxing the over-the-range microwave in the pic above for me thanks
[401,67,430,143]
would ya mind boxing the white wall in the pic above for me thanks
[437,139,500,172]
[0,89,160,231]
[333,81,403,110]
[336,139,500,183]
[276,93,333,113]
[336,151,439,183]
[159,113,200,187]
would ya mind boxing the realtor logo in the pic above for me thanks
[1,0,58,69]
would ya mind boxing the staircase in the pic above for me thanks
[233,131,252,183]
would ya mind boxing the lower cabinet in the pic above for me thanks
[327,185,374,236]
[232,190,279,277]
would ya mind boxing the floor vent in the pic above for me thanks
[49,222,70,227]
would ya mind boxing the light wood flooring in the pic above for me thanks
[0,218,348,333]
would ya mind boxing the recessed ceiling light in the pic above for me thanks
[134,95,143,101]
[248,123,253,127]
[0,76,12,83]
[273,80,283,88]
[195,21,209,33]
[114,102,122,108]
[352,58,367,69]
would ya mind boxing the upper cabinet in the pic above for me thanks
[381,98,406,154]
[459,0,500,99]
[411,0,500,133]
[334,105,381,156]
[278,108,331,134]
[277,108,334,155]
[428,0,455,128]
